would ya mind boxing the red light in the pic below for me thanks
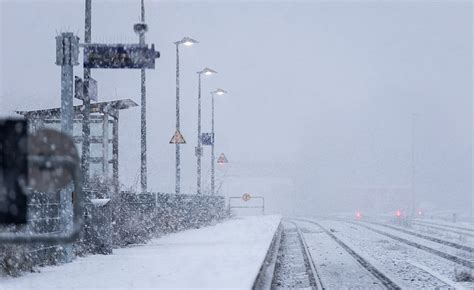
[356,211,362,219]
[418,210,422,216]
[396,210,401,217]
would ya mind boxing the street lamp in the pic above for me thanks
[180,37,198,47]
[173,37,198,194]
[201,67,217,76]
[210,89,227,195]
[196,67,217,194]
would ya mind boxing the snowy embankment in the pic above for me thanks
[1,215,281,289]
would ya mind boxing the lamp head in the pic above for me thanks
[212,88,228,96]
[176,37,198,46]
[199,67,217,75]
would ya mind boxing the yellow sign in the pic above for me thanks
[170,130,186,144]
[217,153,228,164]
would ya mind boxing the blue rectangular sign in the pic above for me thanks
[201,133,214,146]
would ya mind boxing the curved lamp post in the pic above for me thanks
[210,88,227,195]
[196,67,217,194]
[173,37,198,194]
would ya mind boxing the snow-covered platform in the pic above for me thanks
[1,215,281,289]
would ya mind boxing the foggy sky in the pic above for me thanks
[1,1,472,215]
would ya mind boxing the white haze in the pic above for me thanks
[1,1,472,216]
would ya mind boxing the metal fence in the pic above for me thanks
[26,191,63,266]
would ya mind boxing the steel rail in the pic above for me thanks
[287,219,324,289]
[294,218,401,289]
[361,220,474,253]
[341,219,474,269]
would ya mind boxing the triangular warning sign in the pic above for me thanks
[217,153,228,164]
[170,130,186,144]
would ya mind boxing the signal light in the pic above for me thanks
[418,210,423,216]
[355,211,362,219]
[396,210,401,217]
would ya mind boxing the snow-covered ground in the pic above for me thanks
[299,223,385,288]
[298,218,474,289]
[318,220,463,288]
[271,222,315,288]
[1,215,281,290]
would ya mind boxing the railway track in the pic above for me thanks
[359,219,474,253]
[411,221,474,238]
[412,220,474,233]
[341,219,474,269]
[263,217,467,289]
[271,220,322,289]
[293,218,401,289]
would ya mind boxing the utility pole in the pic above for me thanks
[55,32,80,263]
[82,0,92,189]
[197,73,202,194]
[196,68,216,194]
[139,0,147,193]
[173,37,198,194]
[175,43,180,194]
[80,0,158,196]
[210,88,227,195]
[211,91,215,195]
[411,113,417,217]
